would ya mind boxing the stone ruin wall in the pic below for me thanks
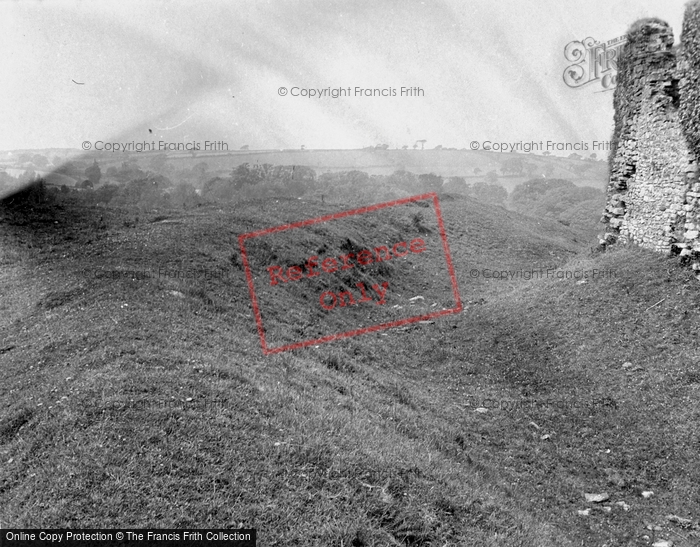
[601,2,700,276]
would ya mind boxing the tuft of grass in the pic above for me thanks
[321,351,357,374]
[0,408,33,444]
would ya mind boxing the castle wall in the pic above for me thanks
[677,0,700,260]
[602,19,695,255]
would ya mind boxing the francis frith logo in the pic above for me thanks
[563,35,627,92]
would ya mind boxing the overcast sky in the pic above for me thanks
[0,0,688,152]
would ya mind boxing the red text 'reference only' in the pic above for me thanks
[266,238,427,286]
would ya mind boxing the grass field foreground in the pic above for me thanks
[1,194,698,546]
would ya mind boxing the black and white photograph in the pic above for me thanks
[1,1,699,545]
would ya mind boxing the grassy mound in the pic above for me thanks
[1,194,697,545]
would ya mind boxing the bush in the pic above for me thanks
[110,178,169,210]
[94,184,120,205]
[443,176,468,194]
[509,178,605,231]
[169,182,201,209]
[418,173,443,193]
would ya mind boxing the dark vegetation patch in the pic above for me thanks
[36,288,83,310]
[0,409,33,444]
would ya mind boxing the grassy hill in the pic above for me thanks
[1,192,698,545]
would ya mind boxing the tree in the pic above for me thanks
[79,179,94,189]
[16,178,48,204]
[418,173,443,193]
[169,182,201,209]
[387,170,419,193]
[202,176,235,202]
[402,145,408,150]
[231,163,265,190]
[485,170,499,183]
[542,151,551,156]
[85,160,102,185]
[240,145,249,150]
[113,161,144,182]
[94,183,119,205]
[434,144,443,150]
[287,165,317,196]
[473,167,481,175]
[416,139,427,150]
[111,177,166,210]
[568,153,582,160]
[443,176,467,193]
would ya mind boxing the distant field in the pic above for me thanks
[137,149,608,191]
[1,147,608,199]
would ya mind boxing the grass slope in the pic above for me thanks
[1,194,698,546]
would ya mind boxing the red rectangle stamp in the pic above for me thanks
[238,192,462,354]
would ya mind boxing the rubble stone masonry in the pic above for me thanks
[601,2,700,276]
